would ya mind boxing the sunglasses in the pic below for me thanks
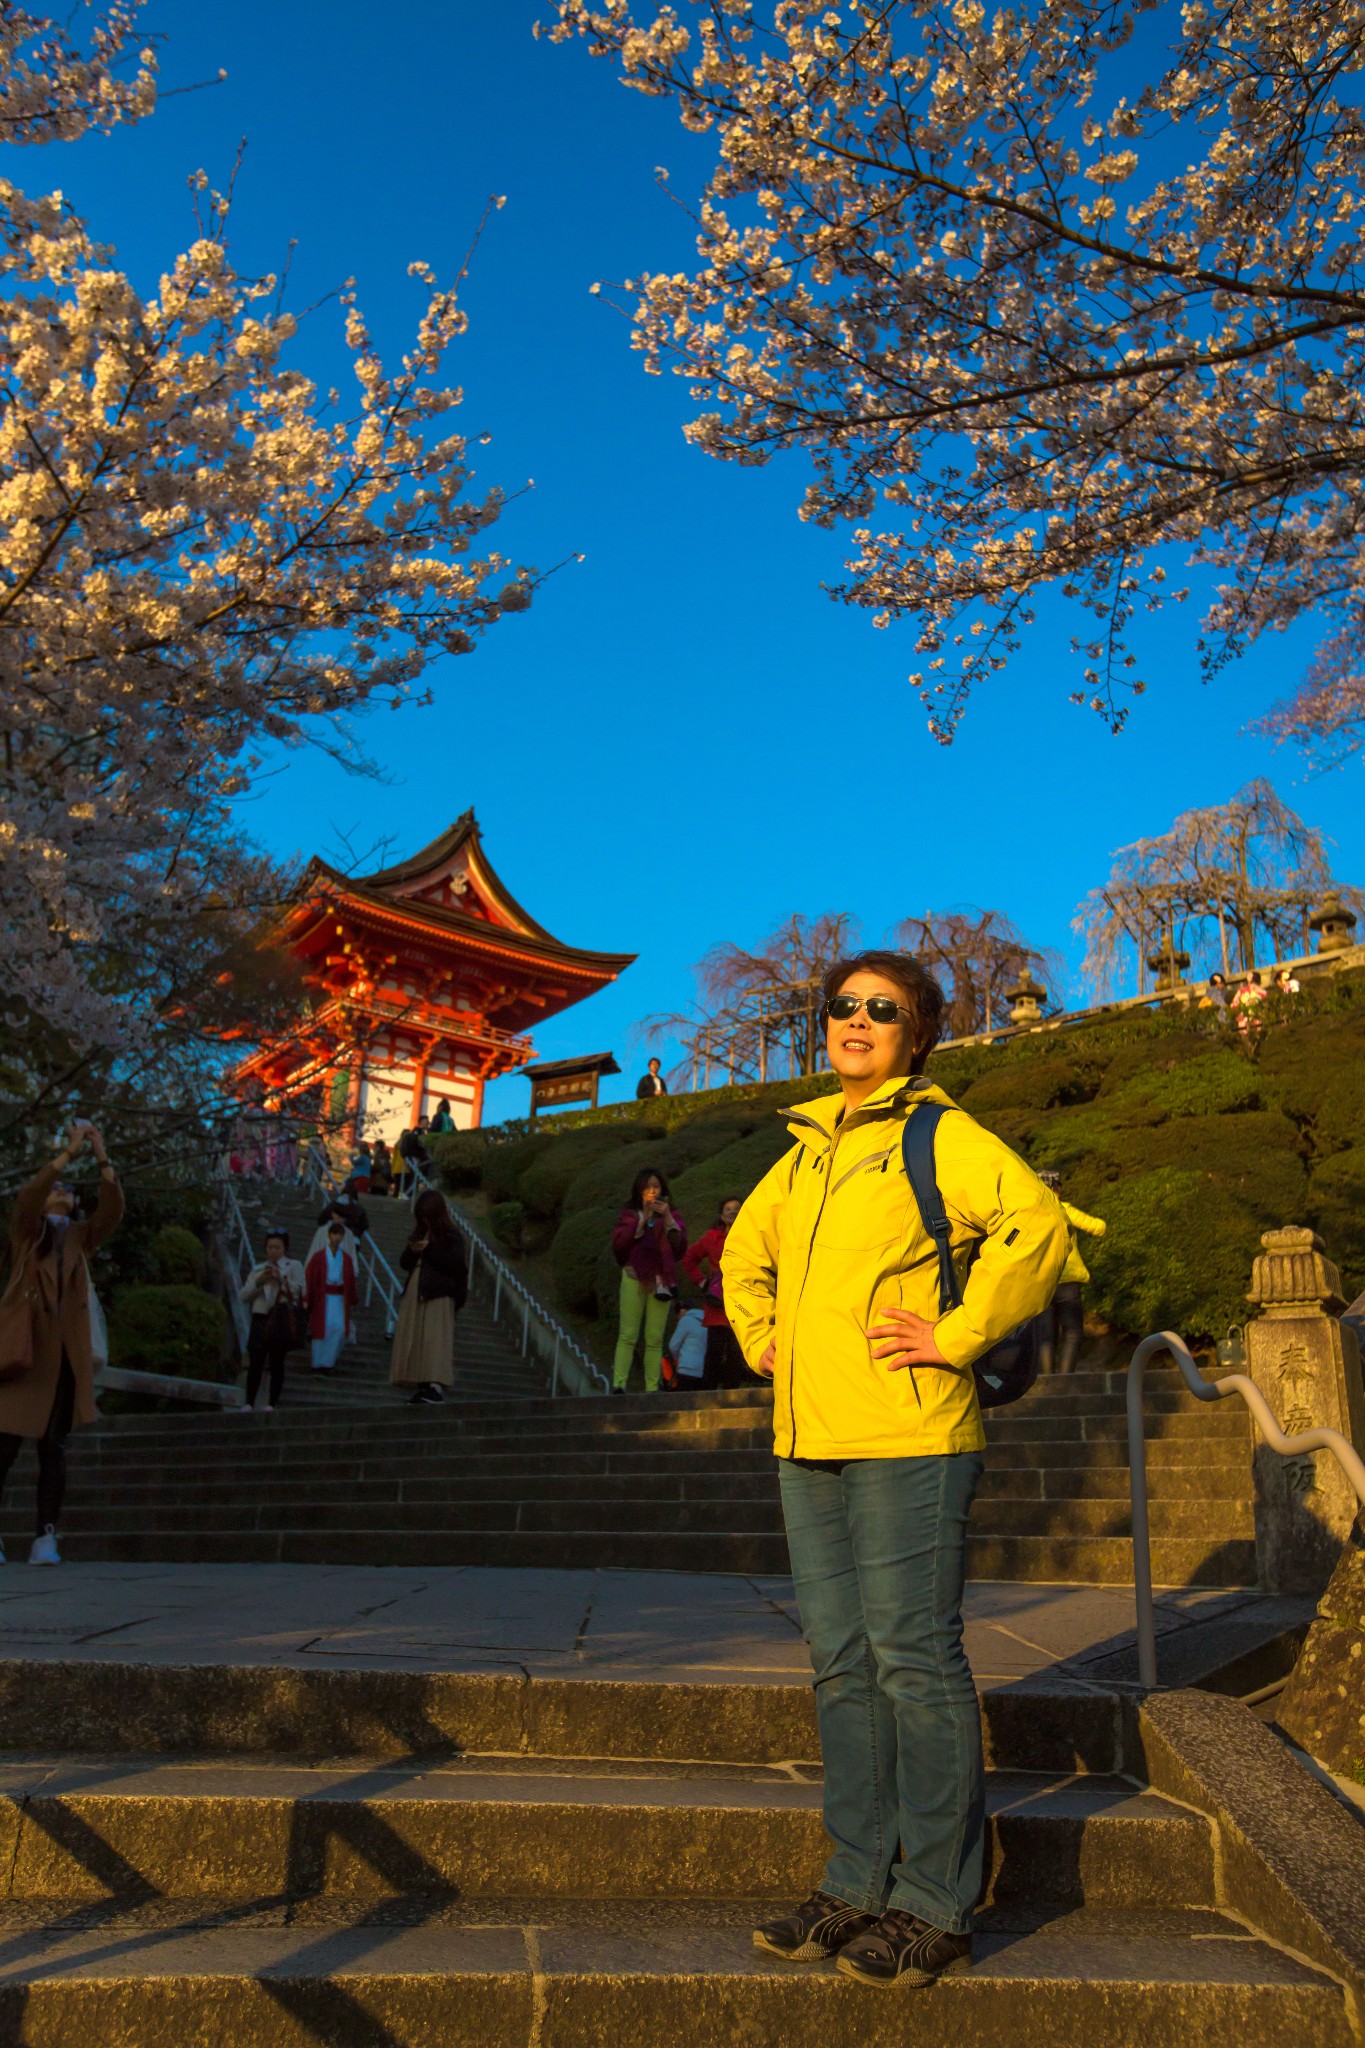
[825,993,912,1026]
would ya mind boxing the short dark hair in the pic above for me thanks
[716,1192,743,1223]
[821,950,946,1073]
[265,1227,289,1250]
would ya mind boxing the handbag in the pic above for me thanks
[0,1249,41,1385]
[267,1294,308,1352]
[900,1103,1042,1410]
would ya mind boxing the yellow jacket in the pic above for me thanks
[1060,1201,1107,1285]
[722,1076,1069,1461]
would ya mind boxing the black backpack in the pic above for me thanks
[900,1102,1041,1410]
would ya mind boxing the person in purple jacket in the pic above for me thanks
[610,1167,687,1394]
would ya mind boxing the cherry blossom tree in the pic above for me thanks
[641,910,858,1081]
[1,3,538,1097]
[548,1,1365,746]
[891,908,1059,1036]
[1075,778,1359,991]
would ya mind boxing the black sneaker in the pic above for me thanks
[752,1891,877,1962]
[836,1908,972,1987]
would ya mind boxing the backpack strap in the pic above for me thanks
[900,1102,962,1314]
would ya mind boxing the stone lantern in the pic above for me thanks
[1308,891,1358,956]
[1005,967,1046,1024]
[1145,938,1191,993]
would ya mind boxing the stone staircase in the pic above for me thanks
[0,1660,1350,2043]
[231,1179,552,1409]
[13,1369,1256,1583]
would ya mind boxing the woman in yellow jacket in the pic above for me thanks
[725,950,1068,1989]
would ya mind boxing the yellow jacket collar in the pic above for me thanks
[784,1074,947,1147]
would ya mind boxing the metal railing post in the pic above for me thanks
[1127,1328,1365,1690]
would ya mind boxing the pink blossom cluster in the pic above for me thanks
[1,5,536,1066]
[549,1,1365,752]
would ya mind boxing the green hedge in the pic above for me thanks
[551,1204,619,1316]
[429,1131,489,1190]
[108,1285,229,1382]
[143,1224,206,1287]
[518,1123,662,1221]
[465,970,1365,1347]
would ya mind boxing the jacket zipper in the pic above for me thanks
[828,1146,893,1198]
[786,1142,831,1460]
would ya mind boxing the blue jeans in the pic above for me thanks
[777,1451,985,1933]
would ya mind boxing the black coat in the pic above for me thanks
[318,1199,369,1239]
[400,1233,468,1310]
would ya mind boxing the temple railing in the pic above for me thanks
[218,1175,258,1353]
[1127,1330,1365,1689]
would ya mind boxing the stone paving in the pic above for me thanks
[0,1561,1305,1689]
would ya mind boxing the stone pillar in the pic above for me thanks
[1244,1227,1365,1595]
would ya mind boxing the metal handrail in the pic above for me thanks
[404,1157,610,1395]
[218,1175,258,1351]
[1127,1330,1365,1688]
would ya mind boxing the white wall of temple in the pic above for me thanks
[357,1058,479,1140]
[355,1069,415,1145]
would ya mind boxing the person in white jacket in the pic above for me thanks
[238,1228,306,1413]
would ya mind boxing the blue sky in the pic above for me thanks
[50,1,1364,1120]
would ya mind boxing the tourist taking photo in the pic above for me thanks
[0,1121,123,1565]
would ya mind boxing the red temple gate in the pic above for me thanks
[233,811,634,1138]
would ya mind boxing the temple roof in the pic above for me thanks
[294,810,634,976]
[522,1052,622,1081]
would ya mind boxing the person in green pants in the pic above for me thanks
[610,1168,687,1393]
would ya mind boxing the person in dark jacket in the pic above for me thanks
[610,1167,686,1393]
[395,1117,432,1197]
[369,1139,394,1198]
[0,1121,123,1565]
[636,1058,668,1099]
[310,1192,369,1264]
[390,1188,467,1405]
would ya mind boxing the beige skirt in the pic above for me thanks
[389,1285,456,1387]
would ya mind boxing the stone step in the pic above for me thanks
[81,1375,1233,1443]
[0,1664,1120,1771]
[0,1524,1257,1582]
[0,1904,1349,2047]
[0,1757,1210,1910]
[68,1429,1250,1482]
[77,1398,1249,1454]
[63,1437,1248,1496]
[37,1460,1244,1510]
[5,1491,1251,1541]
